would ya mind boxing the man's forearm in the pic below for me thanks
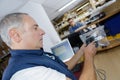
[65,49,83,70]
[79,57,97,80]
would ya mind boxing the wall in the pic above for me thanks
[17,1,61,52]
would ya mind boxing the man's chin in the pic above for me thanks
[37,45,43,49]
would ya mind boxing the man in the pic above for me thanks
[0,13,97,80]
[68,18,84,34]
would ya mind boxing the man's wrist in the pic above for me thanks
[84,53,94,61]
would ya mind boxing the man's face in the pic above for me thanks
[68,19,75,26]
[21,15,45,49]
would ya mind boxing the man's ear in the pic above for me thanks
[9,29,22,43]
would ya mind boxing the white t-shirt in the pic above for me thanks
[10,66,66,80]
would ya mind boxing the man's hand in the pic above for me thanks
[79,41,97,80]
[84,42,97,59]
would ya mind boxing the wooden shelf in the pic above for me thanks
[60,9,120,39]
[57,23,69,33]
[54,0,119,39]
[0,53,10,63]
[97,39,120,52]
[75,8,120,32]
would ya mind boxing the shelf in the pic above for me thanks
[0,53,10,63]
[97,38,120,52]
[60,9,120,39]
[60,35,68,39]
[57,22,69,32]
[53,0,118,39]
[95,0,116,12]
[75,8,120,33]
[54,1,92,34]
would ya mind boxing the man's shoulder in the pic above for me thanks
[76,22,83,25]
[10,66,66,80]
[10,66,47,80]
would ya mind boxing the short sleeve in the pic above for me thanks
[10,66,66,80]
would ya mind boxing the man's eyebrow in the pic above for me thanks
[33,24,39,27]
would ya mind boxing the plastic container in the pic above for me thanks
[80,25,109,47]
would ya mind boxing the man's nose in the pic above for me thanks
[40,28,45,35]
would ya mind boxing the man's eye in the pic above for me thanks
[33,24,39,30]
[34,27,38,30]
